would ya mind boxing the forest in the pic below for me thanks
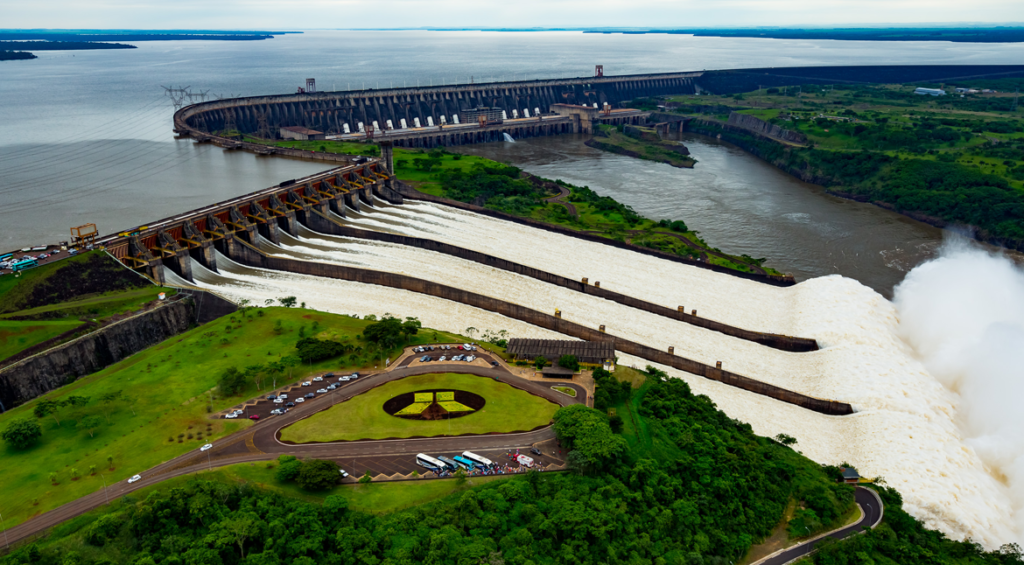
[6,367,1017,565]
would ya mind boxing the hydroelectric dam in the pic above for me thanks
[174,70,701,148]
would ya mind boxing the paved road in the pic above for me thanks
[758,486,884,565]
[2,361,584,548]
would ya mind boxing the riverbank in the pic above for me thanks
[663,83,1024,252]
[586,124,696,168]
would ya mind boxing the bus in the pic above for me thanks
[452,455,475,471]
[11,259,38,272]
[436,456,459,472]
[0,253,12,263]
[462,451,493,469]
[415,453,446,472]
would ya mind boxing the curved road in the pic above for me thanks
[2,359,584,548]
[758,487,884,565]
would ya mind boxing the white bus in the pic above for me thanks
[462,451,493,469]
[416,453,446,472]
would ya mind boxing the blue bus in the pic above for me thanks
[436,455,459,472]
[452,455,475,471]
[415,453,446,472]
[11,259,38,272]
[0,253,12,263]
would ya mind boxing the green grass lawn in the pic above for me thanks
[280,372,558,442]
[0,319,83,361]
[551,386,576,397]
[0,308,388,529]
[0,287,170,321]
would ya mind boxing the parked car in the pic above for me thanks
[457,345,464,350]
[233,409,244,415]
[339,469,350,478]
[128,474,142,484]
[295,398,304,403]
[438,356,447,362]
[453,355,464,361]
[270,409,283,415]
[340,376,350,382]
[301,381,312,386]
[491,361,500,367]
[420,355,430,362]
[225,413,239,419]
[313,376,323,382]
[466,355,476,362]
[273,398,284,404]
[530,447,542,456]
[286,402,295,407]
[279,394,288,399]
[327,384,338,390]
[200,444,214,452]
[428,346,435,351]
[267,395,277,400]
[317,388,328,394]
[249,414,260,420]
[351,373,360,378]
[305,393,315,399]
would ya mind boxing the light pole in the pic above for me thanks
[99,473,110,506]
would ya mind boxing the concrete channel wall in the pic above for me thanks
[225,238,851,416]
[0,292,237,411]
[395,182,798,287]
[307,209,817,352]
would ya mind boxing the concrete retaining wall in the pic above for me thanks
[308,210,816,352]
[226,239,850,416]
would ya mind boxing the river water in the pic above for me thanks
[3,30,1024,287]
[459,134,945,295]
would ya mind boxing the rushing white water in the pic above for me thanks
[177,202,1021,547]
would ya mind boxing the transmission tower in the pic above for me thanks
[256,110,272,140]
[161,85,191,110]
[222,109,237,138]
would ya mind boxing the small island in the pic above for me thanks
[0,51,37,61]
[586,124,697,168]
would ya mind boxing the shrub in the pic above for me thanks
[296,459,341,490]
[2,418,42,449]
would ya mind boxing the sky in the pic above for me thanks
[3,0,1023,30]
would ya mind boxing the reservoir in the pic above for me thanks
[458,134,945,296]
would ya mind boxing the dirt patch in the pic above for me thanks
[383,389,485,420]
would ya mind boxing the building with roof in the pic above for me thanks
[839,466,861,483]
[913,87,946,97]
[506,339,615,366]
[279,126,326,141]
[540,365,577,379]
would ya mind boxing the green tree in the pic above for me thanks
[98,391,122,423]
[107,455,114,470]
[534,356,548,370]
[2,418,42,449]
[557,354,580,372]
[48,472,58,484]
[363,315,421,350]
[34,398,62,425]
[275,456,303,482]
[359,471,373,484]
[78,416,103,438]
[296,459,341,491]
[277,296,298,308]
[217,366,247,396]
[552,404,627,474]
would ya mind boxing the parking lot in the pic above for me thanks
[219,371,371,421]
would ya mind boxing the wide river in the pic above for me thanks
[4,30,1024,293]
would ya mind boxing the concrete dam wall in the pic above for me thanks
[175,72,701,138]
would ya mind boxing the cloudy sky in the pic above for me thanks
[4,0,1023,29]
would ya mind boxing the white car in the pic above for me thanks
[278,394,288,399]
[313,376,323,382]
[225,413,239,419]
[233,409,244,415]
[274,398,285,403]
[339,469,350,478]
[301,381,312,386]
[438,356,447,362]
[340,376,350,382]
[200,444,213,452]
[128,474,142,484]
[270,408,283,415]
[467,355,476,362]
[295,397,305,403]
[317,388,328,394]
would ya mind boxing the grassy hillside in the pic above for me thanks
[0,251,174,362]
